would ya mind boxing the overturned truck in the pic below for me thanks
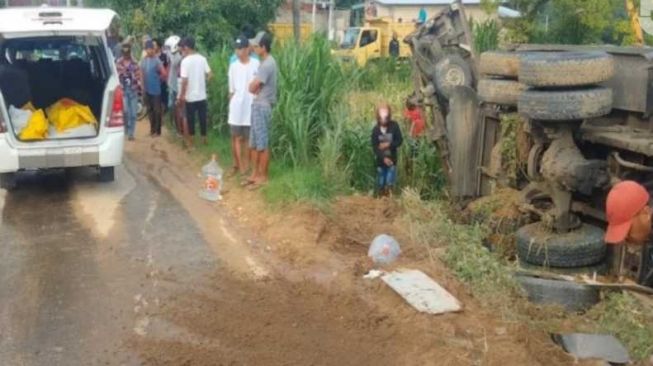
[406,2,653,287]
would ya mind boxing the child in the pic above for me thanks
[403,98,425,139]
[371,103,403,197]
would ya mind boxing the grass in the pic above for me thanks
[588,292,653,361]
[261,164,341,206]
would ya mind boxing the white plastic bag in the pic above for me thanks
[48,124,97,139]
[368,234,401,265]
[9,105,32,134]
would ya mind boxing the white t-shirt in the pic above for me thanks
[228,58,260,126]
[180,53,211,103]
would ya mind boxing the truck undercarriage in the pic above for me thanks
[407,2,653,287]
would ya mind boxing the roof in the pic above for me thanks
[0,7,117,35]
[374,0,481,5]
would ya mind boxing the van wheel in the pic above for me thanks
[0,173,17,190]
[98,167,115,183]
[516,275,600,312]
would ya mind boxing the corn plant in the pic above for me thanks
[473,18,500,54]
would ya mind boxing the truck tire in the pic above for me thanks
[519,260,609,276]
[434,54,473,100]
[516,275,600,312]
[0,173,17,191]
[520,51,614,87]
[478,78,526,106]
[98,167,115,183]
[519,87,612,121]
[479,51,521,78]
[517,222,606,268]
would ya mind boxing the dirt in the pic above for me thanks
[126,124,586,365]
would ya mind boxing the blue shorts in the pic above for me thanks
[377,165,397,189]
[250,103,272,151]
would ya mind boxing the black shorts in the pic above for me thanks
[185,100,208,136]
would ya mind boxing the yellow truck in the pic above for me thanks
[333,18,415,67]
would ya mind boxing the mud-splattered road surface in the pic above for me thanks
[0,125,579,366]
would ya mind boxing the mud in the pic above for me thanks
[126,122,584,366]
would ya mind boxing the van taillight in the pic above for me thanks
[0,111,6,133]
[108,86,124,128]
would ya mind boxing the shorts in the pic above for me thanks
[230,125,250,138]
[250,103,272,151]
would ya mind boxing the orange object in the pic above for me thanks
[605,181,650,243]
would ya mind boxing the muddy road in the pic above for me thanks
[0,129,577,366]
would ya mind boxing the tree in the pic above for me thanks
[88,0,282,50]
[482,0,636,45]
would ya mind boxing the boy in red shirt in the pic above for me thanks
[403,99,425,139]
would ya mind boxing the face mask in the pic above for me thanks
[379,109,389,123]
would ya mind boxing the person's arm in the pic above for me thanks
[157,59,168,81]
[249,61,268,94]
[371,127,384,162]
[205,57,213,81]
[228,64,235,100]
[177,59,188,103]
[391,122,404,149]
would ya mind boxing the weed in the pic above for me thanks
[261,164,340,205]
[587,292,653,361]
[400,189,519,299]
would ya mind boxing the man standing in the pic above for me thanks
[245,32,277,189]
[228,35,260,176]
[116,42,142,141]
[165,35,183,134]
[140,40,166,137]
[389,32,400,58]
[178,36,213,148]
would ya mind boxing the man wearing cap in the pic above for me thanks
[605,180,653,282]
[116,42,142,141]
[228,35,260,176]
[140,40,167,137]
[178,36,213,147]
[245,31,277,189]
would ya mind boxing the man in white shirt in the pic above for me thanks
[177,36,213,147]
[228,35,260,175]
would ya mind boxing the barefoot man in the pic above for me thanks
[245,32,277,189]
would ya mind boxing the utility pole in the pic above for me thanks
[292,0,301,44]
[327,0,334,40]
[312,0,316,32]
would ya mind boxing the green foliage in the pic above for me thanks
[88,0,281,50]
[400,190,519,297]
[473,18,500,54]
[588,292,653,361]
[207,47,232,134]
[499,0,636,45]
[262,164,339,205]
[271,35,351,167]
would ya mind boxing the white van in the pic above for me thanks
[0,7,124,189]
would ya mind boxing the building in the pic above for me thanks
[368,0,490,24]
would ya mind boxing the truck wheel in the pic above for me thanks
[0,173,17,191]
[479,51,521,78]
[98,167,115,183]
[516,275,600,312]
[434,54,473,100]
[520,51,614,87]
[478,78,527,106]
[519,87,612,121]
[516,222,606,268]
